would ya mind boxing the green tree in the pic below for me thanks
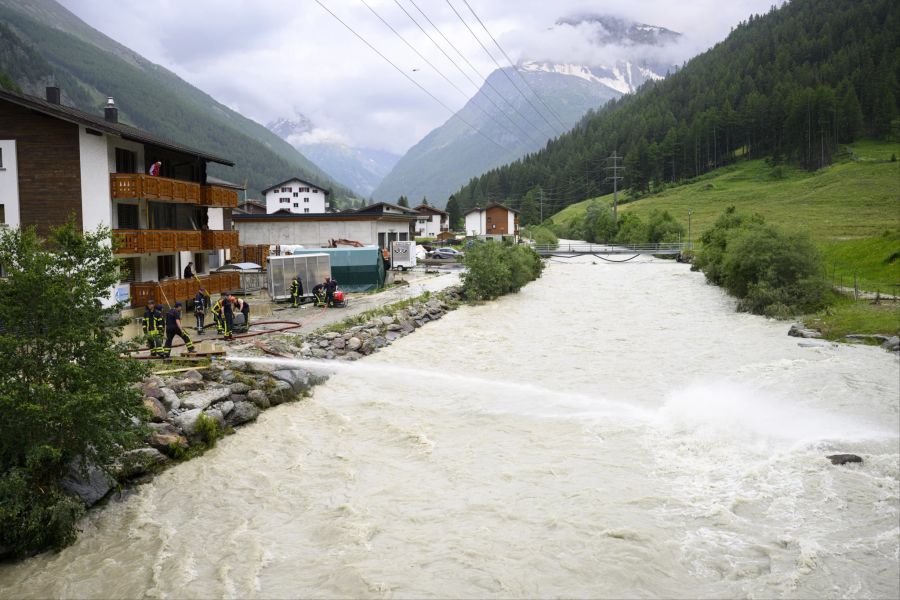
[519,187,541,226]
[445,195,462,230]
[614,213,648,244]
[397,196,409,207]
[421,197,429,206]
[462,243,543,300]
[0,222,146,555]
[583,201,617,243]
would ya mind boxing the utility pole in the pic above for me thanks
[688,209,693,251]
[605,151,624,221]
[539,188,543,223]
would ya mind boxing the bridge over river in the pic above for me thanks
[533,242,687,258]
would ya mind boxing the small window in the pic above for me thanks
[293,192,298,197]
[304,208,310,213]
[0,147,4,168]
[293,203,298,208]
[280,198,290,204]
[157,255,176,279]
[115,148,137,173]
[120,257,141,283]
[313,189,319,194]
[304,197,309,202]
[0,204,5,224]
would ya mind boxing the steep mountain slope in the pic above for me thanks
[453,0,899,216]
[373,15,680,207]
[267,116,400,198]
[0,0,357,200]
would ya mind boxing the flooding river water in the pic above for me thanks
[1,256,898,599]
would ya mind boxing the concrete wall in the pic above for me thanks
[0,139,20,228]
[235,219,412,248]
[79,127,112,231]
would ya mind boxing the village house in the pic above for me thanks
[261,177,330,214]
[413,203,449,238]
[233,201,417,249]
[235,199,267,215]
[0,87,242,306]
[464,203,520,240]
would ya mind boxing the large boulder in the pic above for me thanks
[270,380,294,404]
[272,369,311,393]
[229,382,251,394]
[380,316,395,325]
[168,378,204,393]
[248,389,270,409]
[347,337,362,351]
[323,331,341,340]
[160,388,181,411]
[827,453,863,465]
[147,423,188,453]
[882,336,900,352]
[180,387,232,410]
[332,337,346,350]
[227,401,260,426]
[141,382,164,400]
[788,324,821,339]
[183,369,204,382]
[218,400,235,416]
[373,336,387,348]
[60,461,113,507]
[119,448,168,478]
[173,408,204,436]
[204,408,226,431]
[385,331,401,342]
[142,397,167,423]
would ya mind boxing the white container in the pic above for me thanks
[390,241,417,271]
[267,253,331,301]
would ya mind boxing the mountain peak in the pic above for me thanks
[555,14,681,46]
[266,114,314,140]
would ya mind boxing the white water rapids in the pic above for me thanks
[1,256,898,599]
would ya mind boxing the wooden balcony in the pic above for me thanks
[110,174,239,208]
[201,230,239,250]
[129,272,240,308]
[113,229,239,254]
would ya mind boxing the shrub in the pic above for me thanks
[645,209,685,243]
[693,207,828,316]
[522,225,558,246]
[195,414,220,447]
[615,213,648,244]
[462,243,543,300]
[0,222,146,556]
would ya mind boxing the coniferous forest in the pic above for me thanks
[452,0,899,219]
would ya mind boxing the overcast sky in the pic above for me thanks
[58,0,778,154]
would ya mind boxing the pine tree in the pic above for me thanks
[397,196,409,208]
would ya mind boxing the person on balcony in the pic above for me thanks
[149,160,162,176]
[160,302,195,357]
[183,261,194,279]
[290,274,303,307]
[142,299,165,357]
[194,287,210,333]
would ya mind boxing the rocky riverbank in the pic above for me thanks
[59,287,465,511]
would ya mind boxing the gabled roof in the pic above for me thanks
[261,177,331,195]
[354,202,419,216]
[0,88,234,166]
[414,204,448,216]
[207,175,246,190]
[465,202,519,215]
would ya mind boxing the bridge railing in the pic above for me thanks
[532,243,685,254]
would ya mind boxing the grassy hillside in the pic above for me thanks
[548,141,900,291]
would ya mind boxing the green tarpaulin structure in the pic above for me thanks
[290,247,386,292]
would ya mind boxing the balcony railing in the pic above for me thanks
[113,229,240,254]
[110,174,239,208]
[201,230,239,250]
[129,272,240,308]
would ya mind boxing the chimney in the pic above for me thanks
[45,86,61,104]
[104,96,118,123]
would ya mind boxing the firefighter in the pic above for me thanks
[142,299,165,357]
[161,302,195,357]
[311,281,326,307]
[325,276,338,307]
[290,274,303,307]
[211,293,225,334]
[222,294,234,340]
[194,287,210,334]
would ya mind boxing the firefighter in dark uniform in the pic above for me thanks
[142,299,165,357]
[290,274,303,307]
[312,281,326,306]
[193,287,210,334]
[222,294,234,340]
[161,302,195,357]
[211,294,225,334]
[325,277,338,307]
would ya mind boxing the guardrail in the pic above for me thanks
[532,243,685,255]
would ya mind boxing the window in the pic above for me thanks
[117,203,139,229]
[280,198,290,204]
[193,252,205,274]
[303,208,310,213]
[120,257,141,283]
[157,255,176,279]
[378,232,386,249]
[313,189,319,194]
[148,202,176,229]
[115,148,137,173]
[0,147,4,168]
[293,192,298,197]
[304,198,309,203]
[299,187,310,193]
[398,232,408,241]
[0,204,5,224]
[293,203,298,208]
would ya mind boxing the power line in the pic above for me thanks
[313,0,509,153]
[443,0,561,139]
[365,0,543,148]
[390,0,545,148]
[460,0,569,131]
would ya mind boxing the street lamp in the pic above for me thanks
[688,209,693,251]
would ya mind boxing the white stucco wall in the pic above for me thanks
[264,179,327,214]
[79,127,112,231]
[207,207,224,230]
[235,219,411,248]
[0,139,21,228]
[507,211,516,233]
[465,211,486,236]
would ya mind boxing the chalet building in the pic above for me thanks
[261,177,329,214]
[233,201,416,249]
[464,203,519,239]
[235,199,267,215]
[0,87,242,306]
[413,203,449,238]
